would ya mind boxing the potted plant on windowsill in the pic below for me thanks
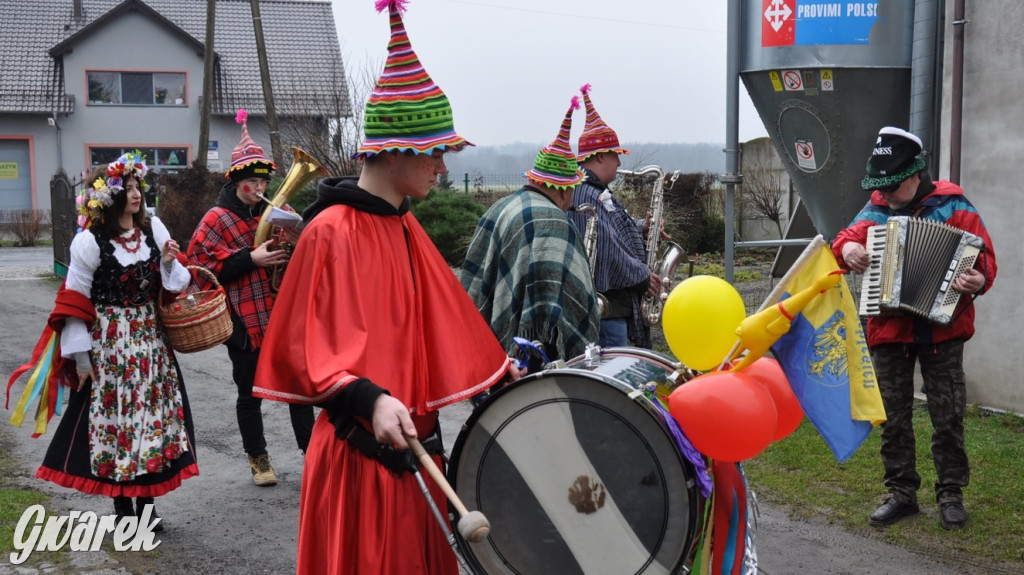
[155,88,167,104]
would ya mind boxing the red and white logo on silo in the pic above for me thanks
[762,0,795,47]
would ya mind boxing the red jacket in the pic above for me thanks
[832,180,997,347]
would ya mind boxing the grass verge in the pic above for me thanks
[745,402,1024,567]
[0,428,60,567]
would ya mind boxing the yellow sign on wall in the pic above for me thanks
[0,162,18,179]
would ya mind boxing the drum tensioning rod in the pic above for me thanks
[410,465,472,573]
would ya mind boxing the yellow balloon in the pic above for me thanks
[661,275,746,371]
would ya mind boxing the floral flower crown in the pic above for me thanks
[76,151,149,230]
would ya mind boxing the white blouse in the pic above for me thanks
[60,216,190,360]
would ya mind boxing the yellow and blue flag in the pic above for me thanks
[766,236,886,462]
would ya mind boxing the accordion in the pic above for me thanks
[857,216,983,326]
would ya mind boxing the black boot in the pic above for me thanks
[135,496,165,532]
[112,496,135,524]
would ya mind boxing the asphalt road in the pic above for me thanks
[0,247,1011,574]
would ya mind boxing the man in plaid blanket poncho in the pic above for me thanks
[461,97,600,365]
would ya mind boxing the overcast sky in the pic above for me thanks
[330,0,770,147]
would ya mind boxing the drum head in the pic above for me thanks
[449,370,700,575]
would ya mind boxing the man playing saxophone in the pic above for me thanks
[186,109,314,487]
[568,84,662,348]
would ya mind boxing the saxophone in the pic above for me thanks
[616,166,685,325]
[576,203,609,317]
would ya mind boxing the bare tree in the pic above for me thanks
[275,56,380,177]
[739,138,788,239]
[741,160,786,238]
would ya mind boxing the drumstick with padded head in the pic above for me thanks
[406,435,491,542]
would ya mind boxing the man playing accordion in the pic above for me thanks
[833,126,996,531]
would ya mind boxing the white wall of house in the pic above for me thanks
[938,2,1024,412]
[10,11,274,211]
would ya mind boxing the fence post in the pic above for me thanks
[464,173,469,194]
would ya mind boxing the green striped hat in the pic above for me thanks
[355,0,471,158]
[526,96,584,190]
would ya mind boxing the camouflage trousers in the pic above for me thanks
[871,339,969,505]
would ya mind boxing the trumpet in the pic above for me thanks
[253,147,327,293]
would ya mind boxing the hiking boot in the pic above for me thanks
[135,496,164,533]
[868,497,919,526]
[940,502,968,530]
[248,453,278,486]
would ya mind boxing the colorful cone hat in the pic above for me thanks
[355,0,471,158]
[576,83,629,162]
[526,96,584,190]
[226,109,275,181]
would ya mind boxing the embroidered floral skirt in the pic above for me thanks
[37,301,199,497]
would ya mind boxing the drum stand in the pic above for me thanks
[411,467,473,573]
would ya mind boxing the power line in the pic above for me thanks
[439,0,725,34]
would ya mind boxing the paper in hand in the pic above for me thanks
[265,206,302,228]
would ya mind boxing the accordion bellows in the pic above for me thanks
[858,216,983,326]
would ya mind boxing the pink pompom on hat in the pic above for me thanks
[525,96,584,190]
[226,109,275,181]
[576,83,629,162]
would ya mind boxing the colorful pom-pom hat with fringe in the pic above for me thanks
[226,109,275,181]
[577,83,629,162]
[525,96,584,190]
[354,0,472,158]
[76,150,148,230]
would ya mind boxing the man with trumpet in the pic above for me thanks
[186,109,314,487]
[568,84,662,349]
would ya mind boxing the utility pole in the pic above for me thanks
[196,0,215,170]
[250,0,284,169]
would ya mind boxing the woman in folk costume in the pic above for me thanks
[252,1,520,573]
[9,152,197,530]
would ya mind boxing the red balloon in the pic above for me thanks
[667,371,777,462]
[739,357,804,441]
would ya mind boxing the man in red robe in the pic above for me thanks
[253,2,519,573]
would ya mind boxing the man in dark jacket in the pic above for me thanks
[187,111,314,486]
[567,84,660,348]
[833,126,996,530]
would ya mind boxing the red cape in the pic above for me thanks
[254,203,509,413]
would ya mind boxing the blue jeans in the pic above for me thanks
[599,318,628,348]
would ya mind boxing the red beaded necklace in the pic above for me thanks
[113,226,143,253]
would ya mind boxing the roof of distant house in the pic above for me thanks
[0,0,351,117]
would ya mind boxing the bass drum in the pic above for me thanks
[448,347,705,575]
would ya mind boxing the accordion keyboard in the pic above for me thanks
[857,224,890,316]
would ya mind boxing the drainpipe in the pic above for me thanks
[910,0,939,166]
[50,114,63,173]
[949,0,967,184]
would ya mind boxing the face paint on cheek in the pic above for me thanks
[242,184,251,193]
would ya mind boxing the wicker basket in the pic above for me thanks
[160,266,233,353]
